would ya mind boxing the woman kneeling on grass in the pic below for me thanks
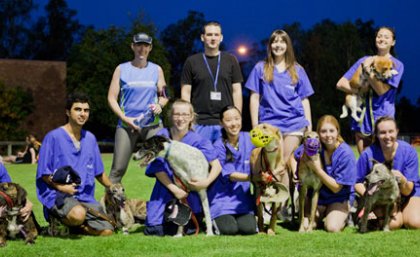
[356,116,420,230]
[144,99,222,236]
[208,106,257,235]
[293,115,357,232]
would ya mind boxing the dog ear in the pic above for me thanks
[16,183,27,207]
[384,160,393,171]
[370,158,379,165]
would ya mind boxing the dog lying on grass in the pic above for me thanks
[250,123,289,235]
[358,160,400,233]
[101,183,147,235]
[340,56,398,122]
[296,131,322,232]
[133,135,214,236]
[0,182,39,246]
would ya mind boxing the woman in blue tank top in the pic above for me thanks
[107,32,168,183]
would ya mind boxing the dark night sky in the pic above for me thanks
[36,0,419,102]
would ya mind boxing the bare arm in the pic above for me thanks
[336,77,359,94]
[155,172,188,200]
[157,66,169,110]
[393,170,414,196]
[188,159,222,190]
[366,72,391,96]
[19,198,33,222]
[107,66,139,130]
[42,175,78,195]
[29,148,36,164]
[302,98,312,132]
[355,183,366,196]
[249,92,260,128]
[229,172,250,182]
[232,82,243,113]
[181,84,192,102]
[305,155,343,193]
[96,172,112,188]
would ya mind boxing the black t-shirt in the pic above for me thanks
[181,52,243,125]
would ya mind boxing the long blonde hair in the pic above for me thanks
[263,29,298,84]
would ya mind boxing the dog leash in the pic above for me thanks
[173,175,200,236]
[80,203,117,228]
[256,149,280,206]
[0,190,14,209]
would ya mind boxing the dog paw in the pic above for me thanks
[267,229,276,236]
[173,233,183,238]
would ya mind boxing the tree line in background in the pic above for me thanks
[1,0,419,142]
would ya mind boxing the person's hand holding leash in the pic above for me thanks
[173,187,188,200]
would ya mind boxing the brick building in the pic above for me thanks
[0,59,67,141]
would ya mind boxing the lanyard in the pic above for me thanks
[202,53,221,91]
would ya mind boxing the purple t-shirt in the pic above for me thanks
[145,129,218,227]
[0,163,12,183]
[343,56,404,135]
[357,140,420,197]
[245,62,314,133]
[208,132,255,219]
[294,142,356,205]
[36,127,104,209]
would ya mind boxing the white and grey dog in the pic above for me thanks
[133,135,213,236]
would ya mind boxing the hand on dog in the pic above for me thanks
[57,183,78,195]
[188,178,209,191]
[392,170,408,187]
[261,171,273,183]
[173,187,189,200]
[302,154,322,173]
[20,199,33,222]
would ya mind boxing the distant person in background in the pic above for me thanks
[108,32,168,183]
[356,116,420,230]
[337,26,404,154]
[245,29,314,187]
[181,21,243,142]
[2,134,41,164]
[209,106,257,235]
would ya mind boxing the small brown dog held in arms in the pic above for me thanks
[296,131,322,232]
[358,160,400,233]
[101,183,147,235]
[250,123,290,235]
[340,56,398,122]
[0,182,39,246]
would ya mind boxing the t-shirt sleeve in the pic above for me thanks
[145,157,172,178]
[214,139,234,180]
[244,62,262,93]
[387,59,404,88]
[0,164,12,183]
[93,142,104,177]
[197,137,218,162]
[343,57,366,80]
[401,146,419,183]
[331,146,357,186]
[36,133,55,180]
[296,66,314,98]
[356,151,371,183]
[180,57,193,85]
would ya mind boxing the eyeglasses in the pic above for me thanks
[172,113,191,118]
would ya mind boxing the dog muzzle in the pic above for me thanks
[250,128,273,147]
[304,138,320,156]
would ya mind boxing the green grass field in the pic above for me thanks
[2,150,420,257]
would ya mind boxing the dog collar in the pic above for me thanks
[263,146,278,153]
[0,190,14,209]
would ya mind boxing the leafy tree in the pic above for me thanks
[0,82,34,140]
[67,20,170,140]
[0,0,36,58]
[25,0,83,60]
[161,11,206,95]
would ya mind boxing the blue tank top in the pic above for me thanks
[118,61,160,128]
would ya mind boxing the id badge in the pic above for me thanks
[210,91,221,101]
